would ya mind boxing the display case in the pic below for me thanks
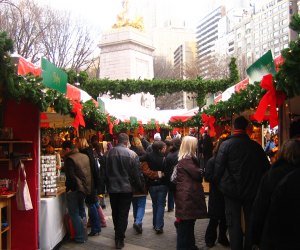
[40,155,57,197]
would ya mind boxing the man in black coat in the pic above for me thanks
[105,133,143,249]
[214,116,270,250]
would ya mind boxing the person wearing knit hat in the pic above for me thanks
[146,133,161,153]
[154,133,161,141]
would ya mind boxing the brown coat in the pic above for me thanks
[132,161,159,196]
[65,149,93,195]
[174,156,207,220]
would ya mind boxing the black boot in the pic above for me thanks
[115,239,124,249]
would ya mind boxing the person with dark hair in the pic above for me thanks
[105,133,143,249]
[75,137,101,237]
[202,129,213,170]
[214,115,270,250]
[165,137,181,212]
[250,139,300,250]
[130,137,148,234]
[62,139,92,243]
[141,140,168,234]
[90,135,107,225]
[204,138,229,248]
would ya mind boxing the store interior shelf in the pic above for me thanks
[0,141,33,170]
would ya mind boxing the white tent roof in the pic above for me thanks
[100,97,187,124]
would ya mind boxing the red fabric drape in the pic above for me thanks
[17,57,41,76]
[253,74,286,128]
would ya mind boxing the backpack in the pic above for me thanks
[93,151,106,194]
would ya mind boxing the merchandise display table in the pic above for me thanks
[39,192,66,250]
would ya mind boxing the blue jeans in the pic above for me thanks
[149,185,168,230]
[66,191,86,242]
[88,202,101,233]
[132,196,146,225]
[168,190,174,210]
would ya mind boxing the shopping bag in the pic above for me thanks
[97,205,107,227]
[64,213,75,240]
[16,160,33,211]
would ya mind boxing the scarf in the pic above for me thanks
[233,129,247,135]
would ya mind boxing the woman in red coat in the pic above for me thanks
[174,136,207,250]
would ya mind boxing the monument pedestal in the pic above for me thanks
[99,27,155,109]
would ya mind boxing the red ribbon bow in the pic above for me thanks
[253,74,286,128]
[201,114,216,137]
[107,116,114,134]
[72,101,85,129]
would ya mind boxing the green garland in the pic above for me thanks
[83,58,239,107]
[82,100,108,131]
[113,121,139,134]
[5,13,300,131]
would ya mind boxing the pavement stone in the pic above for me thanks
[57,196,230,250]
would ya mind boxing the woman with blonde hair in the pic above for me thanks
[174,136,207,250]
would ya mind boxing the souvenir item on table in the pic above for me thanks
[41,155,57,196]
[16,160,33,211]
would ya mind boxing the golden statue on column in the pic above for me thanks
[112,0,144,31]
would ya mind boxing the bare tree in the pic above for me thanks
[40,9,95,71]
[153,56,182,109]
[197,54,230,80]
[0,0,46,62]
[86,56,101,79]
[0,0,96,70]
[153,56,176,80]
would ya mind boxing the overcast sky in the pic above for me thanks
[36,0,217,32]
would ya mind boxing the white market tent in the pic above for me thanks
[100,97,187,124]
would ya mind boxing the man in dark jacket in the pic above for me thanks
[105,133,143,249]
[213,116,270,250]
[62,140,92,243]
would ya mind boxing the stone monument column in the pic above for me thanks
[98,26,155,109]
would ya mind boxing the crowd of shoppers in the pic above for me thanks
[61,115,300,250]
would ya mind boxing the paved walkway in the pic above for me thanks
[57,196,229,250]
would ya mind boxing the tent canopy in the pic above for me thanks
[169,107,199,122]
[100,97,188,124]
